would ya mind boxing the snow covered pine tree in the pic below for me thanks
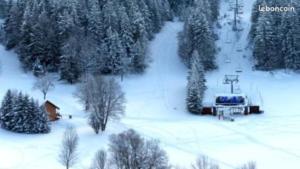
[187,51,206,114]
[178,0,217,70]
[3,0,173,83]
[250,0,300,71]
[0,89,15,130]
[0,90,50,134]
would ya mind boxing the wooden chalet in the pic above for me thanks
[44,100,61,121]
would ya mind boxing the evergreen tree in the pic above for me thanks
[187,51,206,114]
[191,11,216,70]
[209,0,220,22]
[250,0,300,71]
[146,0,162,32]
[3,0,173,82]
[0,90,50,134]
[35,101,50,133]
[199,0,213,25]
[0,0,8,18]
[131,39,148,73]
[117,5,134,60]
[137,0,153,39]
[12,92,30,133]
[0,90,16,130]
[253,9,283,70]
[59,54,81,84]
[178,30,193,66]
[31,8,60,72]
[249,0,264,43]
[178,1,217,70]
[101,27,125,74]
[3,1,25,49]
[180,8,217,70]
[19,2,36,70]
[281,3,300,70]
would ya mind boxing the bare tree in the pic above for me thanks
[74,74,94,111]
[91,150,108,169]
[238,161,256,169]
[76,75,125,133]
[192,156,220,169]
[33,73,55,100]
[109,129,170,169]
[59,126,79,169]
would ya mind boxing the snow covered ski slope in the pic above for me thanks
[1,0,300,168]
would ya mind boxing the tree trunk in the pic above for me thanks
[85,100,89,111]
[101,121,106,132]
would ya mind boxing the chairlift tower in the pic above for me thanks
[224,75,239,94]
[232,0,243,31]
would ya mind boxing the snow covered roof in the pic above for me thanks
[44,100,60,109]
[214,93,247,97]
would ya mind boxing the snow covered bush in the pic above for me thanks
[0,89,50,134]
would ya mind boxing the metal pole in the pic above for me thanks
[233,0,238,30]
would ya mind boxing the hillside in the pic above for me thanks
[1,0,300,169]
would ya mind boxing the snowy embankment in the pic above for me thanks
[1,1,300,168]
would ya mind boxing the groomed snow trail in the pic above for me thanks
[123,22,187,120]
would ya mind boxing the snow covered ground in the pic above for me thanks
[1,0,300,169]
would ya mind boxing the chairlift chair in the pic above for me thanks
[236,64,243,73]
[225,32,232,44]
[236,45,243,52]
[225,55,231,63]
[236,27,244,32]
[236,68,243,73]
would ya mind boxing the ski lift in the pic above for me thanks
[236,45,243,52]
[225,55,231,63]
[236,64,243,73]
[236,68,243,73]
[225,32,232,44]
[226,17,231,22]
[236,27,244,32]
